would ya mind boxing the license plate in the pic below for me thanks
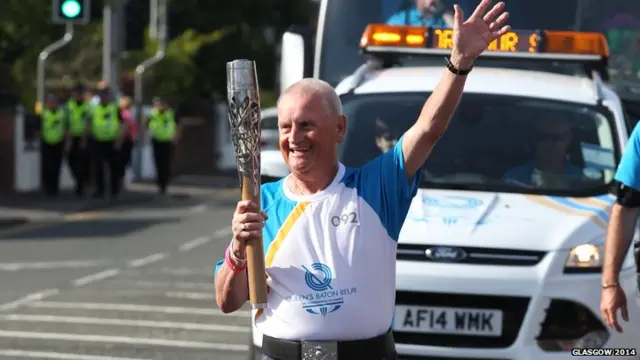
[393,305,503,336]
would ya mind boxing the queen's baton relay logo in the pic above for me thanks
[285,263,357,316]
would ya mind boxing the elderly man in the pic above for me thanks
[214,1,510,359]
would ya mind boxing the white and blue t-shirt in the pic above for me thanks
[615,123,640,190]
[215,137,420,341]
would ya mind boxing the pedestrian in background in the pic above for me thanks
[119,96,137,185]
[40,94,66,196]
[65,83,91,197]
[146,97,180,195]
[89,88,127,199]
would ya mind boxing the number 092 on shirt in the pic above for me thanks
[393,305,503,336]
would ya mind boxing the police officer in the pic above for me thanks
[89,88,126,199]
[146,97,180,195]
[66,83,91,196]
[40,94,66,196]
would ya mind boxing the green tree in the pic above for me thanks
[121,27,235,103]
[0,0,312,109]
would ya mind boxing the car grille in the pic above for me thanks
[397,244,546,266]
[394,291,530,348]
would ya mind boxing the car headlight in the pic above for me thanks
[564,244,602,272]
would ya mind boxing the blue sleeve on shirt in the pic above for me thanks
[344,135,421,241]
[615,123,640,190]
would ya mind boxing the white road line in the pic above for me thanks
[189,204,207,213]
[128,253,167,268]
[179,236,210,252]
[0,289,59,311]
[164,291,215,300]
[0,349,151,360]
[0,314,250,333]
[72,269,120,287]
[157,267,212,276]
[178,227,232,252]
[127,280,213,290]
[26,301,251,317]
[0,260,109,271]
[214,226,233,238]
[0,331,249,351]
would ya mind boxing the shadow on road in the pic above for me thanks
[0,186,213,235]
[0,189,154,214]
[0,218,179,241]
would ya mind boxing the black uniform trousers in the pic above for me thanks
[119,138,134,180]
[152,139,173,193]
[91,139,121,197]
[41,140,64,195]
[67,136,89,195]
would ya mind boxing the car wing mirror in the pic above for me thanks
[279,25,314,94]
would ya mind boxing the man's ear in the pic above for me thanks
[336,115,347,141]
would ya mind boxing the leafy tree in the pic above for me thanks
[0,0,313,109]
[121,27,235,103]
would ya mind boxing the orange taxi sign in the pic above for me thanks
[359,24,609,57]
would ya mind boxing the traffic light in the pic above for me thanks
[52,0,91,25]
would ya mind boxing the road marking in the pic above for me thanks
[189,204,207,213]
[0,289,59,311]
[63,211,104,221]
[164,291,215,300]
[126,280,213,290]
[0,331,249,351]
[128,253,167,268]
[26,301,251,317]
[157,267,212,276]
[214,226,233,238]
[72,269,120,287]
[0,349,150,360]
[178,226,233,252]
[0,260,109,271]
[0,314,250,333]
[179,236,211,252]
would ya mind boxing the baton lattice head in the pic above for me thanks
[227,93,261,190]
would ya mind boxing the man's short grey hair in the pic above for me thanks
[278,78,343,116]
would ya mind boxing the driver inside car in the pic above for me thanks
[503,116,583,188]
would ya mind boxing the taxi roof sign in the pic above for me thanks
[359,24,610,60]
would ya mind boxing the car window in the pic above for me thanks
[338,93,619,195]
[261,115,278,130]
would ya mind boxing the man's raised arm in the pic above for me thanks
[401,0,510,177]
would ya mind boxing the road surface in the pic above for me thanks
[0,192,250,360]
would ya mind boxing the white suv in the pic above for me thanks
[248,25,639,359]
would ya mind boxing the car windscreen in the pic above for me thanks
[338,92,619,196]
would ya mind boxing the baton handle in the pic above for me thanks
[241,176,268,309]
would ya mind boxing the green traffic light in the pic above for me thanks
[61,0,82,19]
